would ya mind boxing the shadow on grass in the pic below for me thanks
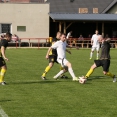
[0,99,11,102]
[87,75,113,82]
[88,75,105,80]
[8,80,63,85]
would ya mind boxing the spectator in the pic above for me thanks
[12,34,21,47]
[78,34,84,43]
[88,34,92,38]
[105,34,109,39]
[0,33,6,39]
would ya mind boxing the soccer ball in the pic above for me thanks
[79,77,87,84]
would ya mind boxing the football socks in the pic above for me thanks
[85,68,94,78]
[0,68,6,83]
[42,66,51,77]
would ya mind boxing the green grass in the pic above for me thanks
[0,48,117,117]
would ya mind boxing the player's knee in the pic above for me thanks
[91,64,96,69]
[63,69,68,72]
[49,63,54,68]
[2,66,7,70]
[67,62,72,67]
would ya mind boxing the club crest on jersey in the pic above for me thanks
[51,58,54,61]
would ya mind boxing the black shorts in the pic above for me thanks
[94,59,110,72]
[49,55,58,63]
[0,57,6,67]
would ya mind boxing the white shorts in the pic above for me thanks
[57,58,69,67]
[91,46,100,51]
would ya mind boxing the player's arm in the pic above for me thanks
[46,41,58,59]
[91,36,93,45]
[66,49,71,54]
[66,45,79,49]
[1,46,8,61]
[91,40,93,45]
[46,47,52,59]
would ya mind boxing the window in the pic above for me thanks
[93,8,98,13]
[1,24,11,33]
[1,0,10,2]
[79,8,88,13]
[17,26,26,32]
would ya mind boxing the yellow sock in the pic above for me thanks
[42,66,51,77]
[85,68,94,78]
[0,69,6,82]
[106,72,114,78]
[60,66,64,70]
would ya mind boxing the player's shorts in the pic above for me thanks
[91,46,100,51]
[0,57,6,67]
[94,59,110,72]
[49,55,58,63]
[57,58,69,68]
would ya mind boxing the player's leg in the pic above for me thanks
[66,62,77,80]
[41,55,54,80]
[85,63,97,78]
[53,69,65,79]
[0,57,7,85]
[53,58,78,81]
[102,60,116,82]
[90,47,95,59]
[53,58,67,79]
[79,60,101,80]
[0,66,7,84]
[65,60,78,81]
[60,66,68,79]
[96,46,100,60]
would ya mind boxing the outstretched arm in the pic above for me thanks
[66,45,79,49]
[1,46,8,61]
[66,49,71,54]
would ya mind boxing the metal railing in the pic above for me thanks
[7,38,117,48]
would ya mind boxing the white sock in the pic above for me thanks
[90,52,93,58]
[68,67,76,79]
[54,70,64,78]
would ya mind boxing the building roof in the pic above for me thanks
[102,0,117,13]
[49,13,117,21]
[47,0,113,13]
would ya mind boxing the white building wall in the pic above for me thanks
[0,3,49,38]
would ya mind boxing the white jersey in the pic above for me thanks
[91,34,100,47]
[51,40,67,59]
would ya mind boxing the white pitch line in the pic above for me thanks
[0,106,8,117]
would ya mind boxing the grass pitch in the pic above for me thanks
[0,48,117,117]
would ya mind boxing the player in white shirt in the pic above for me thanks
[46,33,78,81]
[90,30,100,59]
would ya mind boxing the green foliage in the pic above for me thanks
[0,48,117,117]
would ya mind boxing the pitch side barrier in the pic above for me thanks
[8,38,51,48]
[67,38,117,48]
[2,37,117,48]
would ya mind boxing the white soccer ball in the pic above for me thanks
[79,78,86,84]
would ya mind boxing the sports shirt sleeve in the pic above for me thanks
[0,39,8,48]
[51,41,59,49]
